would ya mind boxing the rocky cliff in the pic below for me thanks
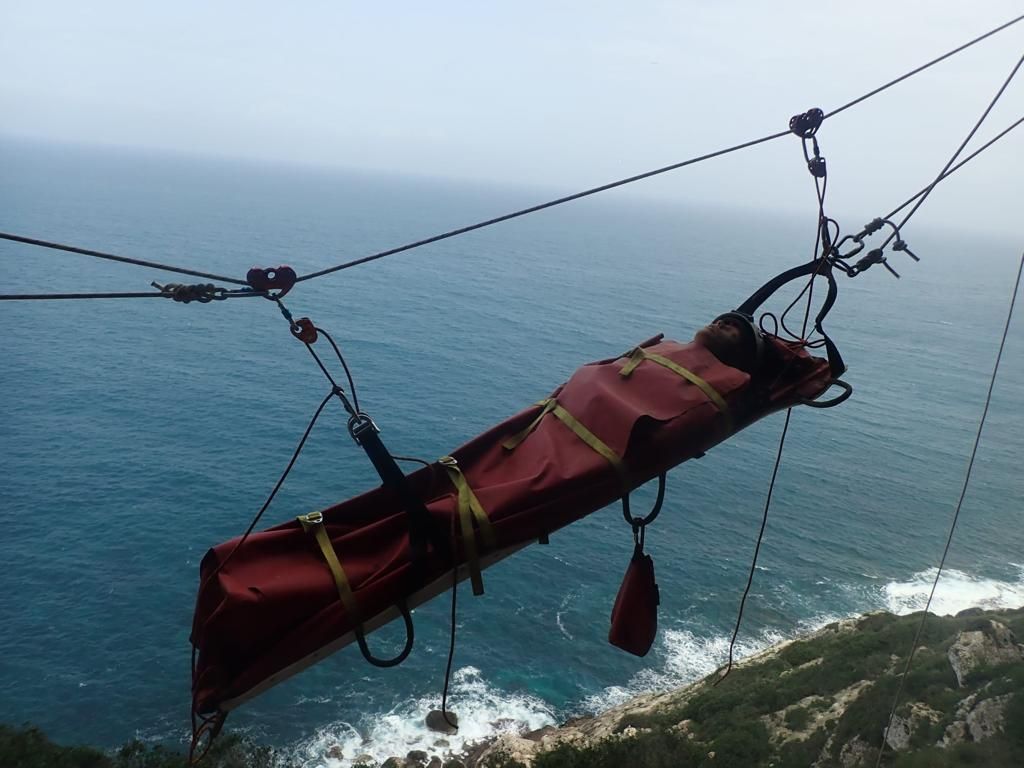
[458,607,1024,768]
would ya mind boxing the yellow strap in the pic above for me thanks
[297,511,360,620]
[440,456,496,596]
[501,399,556,450]
[549,402,626,476]
[620,347,646,377]
[502,398,625,476]
[620,347,733,431]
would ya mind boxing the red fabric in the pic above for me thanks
[609,553,659,657]
[191,335,832,714]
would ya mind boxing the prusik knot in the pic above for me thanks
[151,281,228,303]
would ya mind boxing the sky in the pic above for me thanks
[1,1,1022,234]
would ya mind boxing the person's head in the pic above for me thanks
[693,312,764,373]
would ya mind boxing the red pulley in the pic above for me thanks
[246,265,297,298]
[290,317,318,344]
[608,552,660,657]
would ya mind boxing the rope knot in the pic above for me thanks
[152,282,226,303]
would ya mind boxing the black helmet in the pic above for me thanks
[712,311,765,373]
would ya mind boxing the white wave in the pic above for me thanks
[581,625,785,714]
[285,666,555,768]
[556,590,577,641]
[285,567,1024,766]
[882,566,1024,616]
[579,608,855,716]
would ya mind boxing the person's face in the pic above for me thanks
[694,316,746,351]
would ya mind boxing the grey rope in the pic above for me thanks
[294,130,790,282]
[716,409,793,684]
[885,114,1024,220]
[883,50,1024,247]
[0,231,246,285]
[2,14,1020,299]
[0,285,264,301]
[874,251,1024,767]
[3,14,1021,293]
[290,12,1024,283]
[825,12,1024,119]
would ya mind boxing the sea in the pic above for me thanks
[1,138,1022,767]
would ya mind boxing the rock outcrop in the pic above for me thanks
[460,608,1024,768]
[947,619,1023,686]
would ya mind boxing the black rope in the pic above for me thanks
[441,539,460,731]
[5,15,1021,295]
[294,130,790,282]
[272,300,359,416]
[885,114,1024,220]
[0,291,172,300]
[391,453,462,733]
[8,110,1015,304]
[0,286,263,301]
[317,327,361,415]
[0,232,246,285]
[287,14,1024,283]
[883,50,1024,247]
[825,13,1024,119]
[716,409,793,685]
[193,389,335,598]
[304,343,358,417]
[875,251,1023,767]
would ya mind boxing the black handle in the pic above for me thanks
[798,378,853,409]
[355,602,415,668]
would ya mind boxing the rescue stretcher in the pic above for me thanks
[191,259,851,726]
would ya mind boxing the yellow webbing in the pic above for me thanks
[550,401,625,475]
[297,511,360,621]
[440,456,497,596]
[502,398,625,476]
[501,399,557,450]
[620,347,733,431]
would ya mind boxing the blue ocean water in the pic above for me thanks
[1,138,1021,765]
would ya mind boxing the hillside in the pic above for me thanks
[468,607,1024,768]
[3,607,1021,768]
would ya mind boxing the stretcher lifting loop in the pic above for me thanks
[297,511,415,668]
[439,456,497,596]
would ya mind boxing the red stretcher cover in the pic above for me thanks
[191,333,833,715]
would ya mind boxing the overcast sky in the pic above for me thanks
[1,2,1021,235]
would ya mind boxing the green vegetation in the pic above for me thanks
[5,609,1023,768]
[0,727,272,768]
[784,705,811,731]
[485,608,1024,768]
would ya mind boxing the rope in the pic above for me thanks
[825,13,1024,119]
[0,286,263,301]
[884,114,1024,220]
[0,231,246,285]
[883,50,1024,246]
[874,251,1023,766]
[194,389,335,591]
[4,14,1021,295]
[317,326,361,414]
[294,130,790,282]
[716,409,793,684]
[7,109,1015,303]
[286,13,1024,283]
[441,518,460,731]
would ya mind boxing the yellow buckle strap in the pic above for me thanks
[501,399,557,450]
[549,401,625,476]
[620,347,733,431]
[439,456,496,596]
[502,398,625,477]
[297,511,360,621]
